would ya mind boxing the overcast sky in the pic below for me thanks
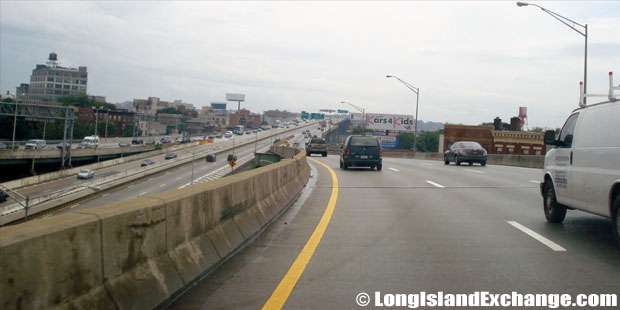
[1,1,618,128]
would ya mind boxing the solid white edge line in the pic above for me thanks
[138,192,147,196]
[464,169,485,174]
[389,168,399,171]
[507,221,566,252]
[425,180,445,188]
[529,180,541,184]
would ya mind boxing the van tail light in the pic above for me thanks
[346,148,350,155]
[379,149,382,156]
[459,149,467,155]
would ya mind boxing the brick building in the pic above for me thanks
[443,125,494,152]
[442,124,546,155]
[76,107,135,136]
[492,131,545,155]
[229,109,261,128]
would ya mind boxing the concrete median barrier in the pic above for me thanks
[0,146,310,310]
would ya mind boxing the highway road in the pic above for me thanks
[169,155,620,309]
[54,126,318,215]
[0,121,320,213]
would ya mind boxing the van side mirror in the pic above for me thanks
[543,130,557,145]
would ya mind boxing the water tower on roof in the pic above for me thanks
[47,52,59,67]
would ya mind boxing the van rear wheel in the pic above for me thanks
[444,156,449,165]
[612,196,620,250]
[543,182,567,223]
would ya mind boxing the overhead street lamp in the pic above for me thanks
[386,75,419,151]
[516,2,588,104]
[340,101,366,135]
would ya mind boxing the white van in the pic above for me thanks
[24,139,47,149]
[78,135,99,149]
[541,100,620,248]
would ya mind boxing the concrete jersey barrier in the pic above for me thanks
[0,147,310,310]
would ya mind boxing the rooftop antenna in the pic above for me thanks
[579,72,620,107]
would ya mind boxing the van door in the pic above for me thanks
[551,112,579,206]
[570,104,620,216]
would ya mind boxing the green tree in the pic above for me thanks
[57,94,115,110]
[122,123,136,137]
[97,121,117,137]
[397,132,415,150]
[351,126,372,135]
[2,98,15,103]
[529,127,544,132]
[156,107,181,114]
[415,131,440,152]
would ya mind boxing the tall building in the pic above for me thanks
[16,52,88,103]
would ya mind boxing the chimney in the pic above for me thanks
[510,117,521,131]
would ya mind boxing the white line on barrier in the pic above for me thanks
[507,221,566,251]
[529,180,540,184]
[425,180,445,188]
[389,168,399,172]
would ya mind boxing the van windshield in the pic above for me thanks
[350,136,379,147]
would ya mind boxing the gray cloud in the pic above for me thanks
[1,1,618,128]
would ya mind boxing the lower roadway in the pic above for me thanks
[169,155,620,309]
[54,127,317,215]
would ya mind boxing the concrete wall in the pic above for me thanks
[0,147,310,310]
[381,151,544,168]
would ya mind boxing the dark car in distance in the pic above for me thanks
[0,189,8,202]
[131,137,143,145]
[206,154,217,162]
[340,135,382,170]
[141,159,155,166]
[444,141,488,166]
[165,152,177,160]
[119,141,131,147]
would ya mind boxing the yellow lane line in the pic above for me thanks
[262,158,339,310]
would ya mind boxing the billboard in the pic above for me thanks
[211,103,227,110]
[226,93,245,101]
[365,113,415,131]
[374,135,399,149]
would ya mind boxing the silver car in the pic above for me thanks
[77,169,94,179]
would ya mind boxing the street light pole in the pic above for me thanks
[386,75,420,151]
[104,111,109,139]
[517,2,588,104]
[11,101,18,150]
[340,101,366,135]
[94,107,98,136]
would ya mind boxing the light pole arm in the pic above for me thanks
[530,3,586,37]
[341,101,364,114]
[393,76,419,94]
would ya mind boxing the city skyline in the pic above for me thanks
[1,1,619,128]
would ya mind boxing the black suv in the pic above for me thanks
[340,135,382,170]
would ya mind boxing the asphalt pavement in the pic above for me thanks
[168,155,620,309]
